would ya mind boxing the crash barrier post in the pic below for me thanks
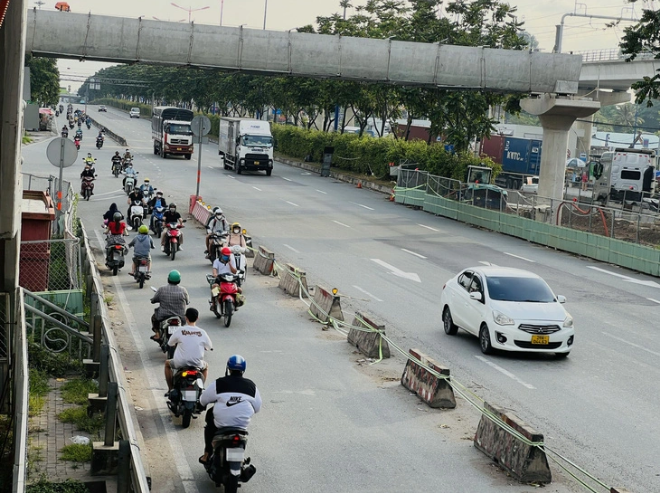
[92,381,120,475]
[347,312,390,359]
[88,344,110,412]
[310,285,344,324]
[117,440,131,493]
[190,196,212,225]
[401,348,455,409]
[610,488,633,493]
[473,401,551,484]
[253,245,275,275]
[278,263,308,297]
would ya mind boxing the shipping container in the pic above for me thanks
[492,137,542,190]
[479,135,505,164]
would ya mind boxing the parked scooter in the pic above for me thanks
[80,176,95,201]
[163,222,185,260]
[166,367,205,429]
[129,200,144,231]
[203,427,256,491]
[207,273,239,327]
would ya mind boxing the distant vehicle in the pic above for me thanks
[98,105,107,112]
[520,176,539,194]
[218,118,273,176]
[55,2,71,11]
[129,108,140,118]
[440,266,574,357]
[79,100,85,104]
[480,136,542,191]
[152,107,194,159]
[593,148,656,204]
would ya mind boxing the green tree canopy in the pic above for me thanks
[25,54,60,106]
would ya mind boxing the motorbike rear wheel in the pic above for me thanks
[133,217,141,230]
[170,245,176,261]
[112,265,118,276]
[223,299,233,327]
[182,409,192,429]
[138,273,145,289]
[155,225,162,238]
[224,475,239,493]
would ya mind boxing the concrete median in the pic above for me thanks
[473,401,551,484]
[253,245,275,276]
[401,349,455,409]
[278,263,308,297]
[310,285,344,324]
[347,311,390,359]
[88,115,128,147]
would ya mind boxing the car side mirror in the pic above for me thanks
[556,295,566,304]
[469,291,482,301]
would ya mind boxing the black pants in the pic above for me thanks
[204,408,217,455]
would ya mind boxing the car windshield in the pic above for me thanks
[486,276,556,303]
[166,124,192,135]
[242,135,273,147]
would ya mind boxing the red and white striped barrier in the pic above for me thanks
[189,195,212,225]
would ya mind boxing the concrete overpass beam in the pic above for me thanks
[521,95,600,206]
[573,90,630,159]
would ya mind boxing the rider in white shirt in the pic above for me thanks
[165,308,212,392]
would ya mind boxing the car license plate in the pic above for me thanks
[138,266,148,273]
[113,252,121,261]
[531,335,549,345]
[181,390,197,402]
[177,147,182,151]
[254,161,259,165]
[168,326,178,335]
[226,448,244,462]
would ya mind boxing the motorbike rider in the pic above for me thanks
[75,128,83,139]
[123,148,133,162]
[123,163,137,188]
[97,130,105,142]
[127,187,145,222]
[210,247,244,308]
[84,152,96,167]
[128,224,154,277]
[227,222,246,249]
[104,212,128,261]
[111,151,123,172]
[61,125,69,138]
[161,203,185,251]
[149,191,167,231]
[80,164,95,180]
[139,178,155,201]
[164,307,212,393]
[198,355,261,466]
[204,208,229,258]
[150,270,189,342]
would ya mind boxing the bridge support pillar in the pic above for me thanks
[521,95,600,212]
[574,90,631,160]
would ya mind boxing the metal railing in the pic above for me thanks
[12,290,28,493]
[19,238,82,292]
[579,48,657,63]
[22,172,74,236]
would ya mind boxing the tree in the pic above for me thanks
[619,0,659,107]
[25,55,60,106]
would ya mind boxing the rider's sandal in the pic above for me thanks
[198,455,210,465]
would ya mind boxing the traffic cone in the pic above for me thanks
[356,181,362,189]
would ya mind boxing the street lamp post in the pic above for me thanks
[263,0,268,30]
[171,3,210,23]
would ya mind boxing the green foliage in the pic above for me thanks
[23,133,34,144]
[26,478,89,493]
[272,124,500,181]
[57,407,104,434]
[28,340,84,378]
[24,55,60,106]
[59,444,93,462]
[29,368,50,416]
[61,379,98,405]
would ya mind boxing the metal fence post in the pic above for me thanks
[98,344,109,398]
[636,213,641,244]
[90,291,99,322]
[117,439,131,493]
[104,382,118,447]
[92,315,102,362]
[610,212,615,238]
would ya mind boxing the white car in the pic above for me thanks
[440,266,574,357]
[129,108,140,118]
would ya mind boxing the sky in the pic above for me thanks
[45,0,659,93]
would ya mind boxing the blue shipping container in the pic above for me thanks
[501,137,542,175]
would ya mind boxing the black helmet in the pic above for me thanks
[112,212,122,222]
[169,203,176,209]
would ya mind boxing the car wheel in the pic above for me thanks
[555,352,570,359]
[443,307,458,335]
[479,325,493,354]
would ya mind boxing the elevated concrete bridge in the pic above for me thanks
[25,9,582,94]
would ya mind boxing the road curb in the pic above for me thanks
[87,114,129,147]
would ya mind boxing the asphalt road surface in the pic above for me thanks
[23,106,659,492]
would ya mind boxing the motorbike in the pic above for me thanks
[96,136,104,149]
[230,245,247,287]
[132,256,150,289]
[166,366,205,429]
[124,173,137,195]
[163,222,185,260]
[207,231,228,263]
[86,121,92,130]
[77,120,82,128]
[68,121,74,130]
[129,200,144,230]
[207,273,239,328]
[55,110,60,117]
[151,207,165,238]
[104,237,127,276]
[122,157,133,171]
[73,137,81,150]
[75,130,83,141]
[203,427,256,491]
[80,176,95,201]
[59,105,64,113]
[61,130,68,138]
[112,160,122,178]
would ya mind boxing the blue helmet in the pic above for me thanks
[226,355,246,373]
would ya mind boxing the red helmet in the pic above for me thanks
[221,247,232,256]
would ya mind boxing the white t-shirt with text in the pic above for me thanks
[168,325,213,369]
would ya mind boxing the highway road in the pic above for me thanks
[26,105,659,492]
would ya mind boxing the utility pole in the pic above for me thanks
[553,12,640,53]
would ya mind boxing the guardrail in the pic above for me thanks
[579,48,657,63]
[11,290,28,493]
[79,221,150,491]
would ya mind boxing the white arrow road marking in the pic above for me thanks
[475,356,536,389]
[587,266,660,288]
[283,243,300,253]
[352,285,383,302]
[601,332,660,356]
[315,189,327,194]
[371,259,421,282]
[333,220,350,228]
[418,224,439,232]
[504,252,535,263]
[252,186,262,191]
[282,177,292,182]
[401,248,427,259]
[356,203,375,211]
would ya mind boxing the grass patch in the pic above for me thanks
[61,379,98,405]
[60,443,92,462]
[22,133,33,144]
[57,407,104,434]
[26,477,89,493]
[28,341,84,378]
[103,294,114,304]
[29,369,50,416]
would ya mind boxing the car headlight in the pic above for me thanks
[563,314,574,328]
[492,310,514,326]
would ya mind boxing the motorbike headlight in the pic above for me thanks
[563,314,574,328]
[492,310,514,326]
